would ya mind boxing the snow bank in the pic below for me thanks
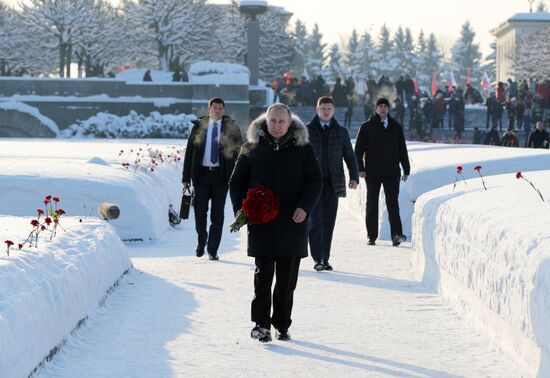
[0,140,184,241]
[0,217,132,377]
[412,171,550,377]
[60,111,196,138]
[188,60,249,85]
[344,142,550,241]
[0,100,59,135]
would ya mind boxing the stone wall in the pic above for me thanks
[0,78,251,137]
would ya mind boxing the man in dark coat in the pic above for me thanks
[182,97,243,260]
[306,96,358,272]
[527,121,550,148]
[331,77,347,107]
[229,103,322,343]
[354,97,411,247]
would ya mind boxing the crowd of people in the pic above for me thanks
[271,72,550,149]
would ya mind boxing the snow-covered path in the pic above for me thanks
[36,199,521,378]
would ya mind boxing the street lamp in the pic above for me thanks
[528,0,535,12]
[238,0,268,85]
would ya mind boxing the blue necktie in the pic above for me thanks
[210,122,219,165]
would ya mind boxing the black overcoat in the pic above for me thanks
[354,113,411,177]
[229,114,322,258]
[306,115,359,197]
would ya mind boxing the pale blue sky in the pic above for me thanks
[5,0,541,57]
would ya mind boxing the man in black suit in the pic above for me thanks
[182,97,243,260]
[306,96,358,271]
[354,97,410,247]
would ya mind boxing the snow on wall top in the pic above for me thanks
[0,100,59,135]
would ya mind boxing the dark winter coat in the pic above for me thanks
[331,80,347,107]
[354,113,411,177]
[527,128,550,149]
[182,115,243,185]
[229,114,322,258]
[306,115,359,197]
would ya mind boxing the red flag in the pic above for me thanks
[466,70,471,85]
[481,72,490,92]
[431,73,437,96]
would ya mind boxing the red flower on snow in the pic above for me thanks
[18,243,23,250]
[31,219,39,227]
[52,197,60,203]
[474,165,487,191]
[37,209,44,215]
[4,240,14,256]
[516,171,545,202]
[453,165,467,191]
[44,217,52,225]
[56,209,65,215]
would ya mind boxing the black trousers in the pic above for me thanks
[308,180,338,263]
[251,256,301,330]
[365,174,403,240]
[193,168,227,255]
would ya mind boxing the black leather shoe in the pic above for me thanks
[208,253,219,261]
[392,235,406,247]
[275,329,290,341]
[196,245,205,257]
[313,261,324,271]
[323,261,333,271]
[251,324,272,342]
[367,239,376,246]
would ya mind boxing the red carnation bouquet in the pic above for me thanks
[230,185,279,232]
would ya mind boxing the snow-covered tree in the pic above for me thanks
[417,32,443,90]
[356,31,376,79]
[256,6,294,80]
[70,1,127,77]
[480,41,496,85]
[536,1,548,12]
[289,19,308,77]
[344,29,361,77]
[20,0,101,77]
[450,21,482,87]
[515,26,550,79]
[327,43,344,81]
[305,23,326,79]
[121,0,213,71]
[392,26,415,77]
[375,24,395,78]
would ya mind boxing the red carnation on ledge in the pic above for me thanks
[230,185,280,232]
[516,172,545,202]
[453,165,467,191]
[474,165,487,191]
[4,240,14,256]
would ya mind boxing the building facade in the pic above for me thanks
[492,12,550,83]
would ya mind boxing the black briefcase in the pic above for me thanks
[179,187,193,219]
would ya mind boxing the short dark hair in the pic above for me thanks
[317,96,335,107]
[376,98,390,107]
[208,97,225,107]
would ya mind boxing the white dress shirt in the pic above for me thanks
[382,117,389,129]
[202,119,221,167]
